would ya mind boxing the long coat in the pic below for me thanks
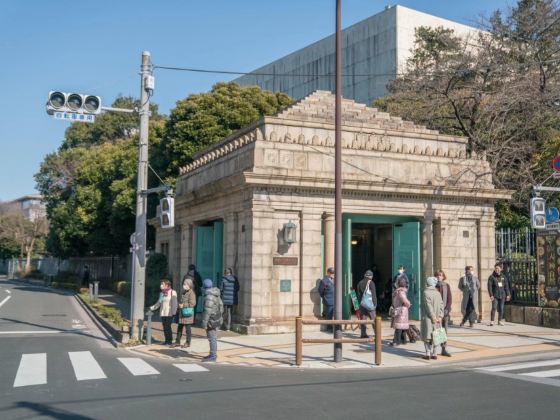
[177,288,196,325]
[421,287,444,341]
[458,274,480,315]
[220,275,240,305]
[391,287,411,330]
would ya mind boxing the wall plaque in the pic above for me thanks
[273,257,298,266]
[280,279,292,292]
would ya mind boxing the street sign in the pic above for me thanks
[546,207,559,223]
[545,222,560,231]
[53,111,95,123]
[553,155,560,172]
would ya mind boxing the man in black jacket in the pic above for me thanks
[357,270,377,339]
[488,263,511,326]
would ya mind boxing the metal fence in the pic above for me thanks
[495,227,537,306]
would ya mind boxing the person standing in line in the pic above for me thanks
[458,265,480,327]
[421,276,444,360]
[220,268,240,331]
[149,279,178,346]
[392,265,410,291]
[435,270,452,357]
[318,267,335,332]
[187,264,203,298]
[390,275,410,346]
[357,270,377,339]
[201,278,223,362]
[175,276,196,348]
[487,263,511,326]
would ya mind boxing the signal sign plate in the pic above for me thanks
[546,207,559,223]
[553,155,560,172]
[53,111,95,123]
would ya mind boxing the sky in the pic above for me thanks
[0,0,513,201]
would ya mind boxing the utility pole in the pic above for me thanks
[334,0,343,362]
[130,51,152,340]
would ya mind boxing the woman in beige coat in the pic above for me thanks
[421,276,444,360]
[175,277,196,348]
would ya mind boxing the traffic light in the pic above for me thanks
[159,197,174,229]
[530,197,546,229]
[46,91,101,115]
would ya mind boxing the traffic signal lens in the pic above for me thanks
[49,92,65,109]
[67,94,83,111]
[84,96,100,113]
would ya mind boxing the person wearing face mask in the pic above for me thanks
[175,276,196,348]
[392,265,410,291]
[487,263,511,326]
[458,265,480,327]
[421,276,444,360]
[149,279,178,346]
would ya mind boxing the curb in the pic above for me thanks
[74,293,121,348]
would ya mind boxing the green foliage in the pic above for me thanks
[51,282,79,291]
[80,292,126,327]
[152,82,293,178]
[145,253,168,306]
[113,280,131,297]
[0,235,19,259]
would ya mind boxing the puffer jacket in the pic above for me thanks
[202,287,224,329]
[220,275,240,305]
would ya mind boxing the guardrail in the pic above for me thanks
[295,316,382,366]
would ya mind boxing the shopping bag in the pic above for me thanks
[360,280,375,311]
[432,326,447,346]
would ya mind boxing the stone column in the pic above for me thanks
[322,212,335,273]
[422,211,435,285]
[477,213,496,321]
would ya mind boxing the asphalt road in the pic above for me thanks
[1,278,559,420]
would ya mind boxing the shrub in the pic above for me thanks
[51,282,79,291]
[113,281,131,297]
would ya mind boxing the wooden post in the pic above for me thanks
[374,316,382,366]
[296,317,303,366]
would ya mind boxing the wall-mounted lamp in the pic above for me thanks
[283,221,297,244]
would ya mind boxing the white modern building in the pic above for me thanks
[235,5,479,105]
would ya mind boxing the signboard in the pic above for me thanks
[536,234,560,307]
[53,111,95,123]
[553,155,560,172]
[545,222,560,231]
[273,257,298,266]
[279,279,291,292]
[546,207,560,223]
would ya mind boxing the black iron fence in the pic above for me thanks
[496,227,537,306]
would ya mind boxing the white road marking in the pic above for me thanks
[0,295,11,308]
[0,331,61,334]
[68,351,107,381]
[174,363,209,373]
[522,369,560,378]
[117,358,160,376]
[13,353,47,387]
[478,359,560,372]
[6,289,11,294]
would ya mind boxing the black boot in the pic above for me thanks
[441,346,452,357]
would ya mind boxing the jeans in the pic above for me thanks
[491,298,505,321]
[462,296,477,325]
[392,329,407,345]
[223,305,234,330]
[161,316,174,344]
[324,304,334,332]
[175,324,192,346]
[207,328,217,356]
[359,306,376,337]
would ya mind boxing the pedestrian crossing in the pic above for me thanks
[11,351,209,388]
[476,358,560,388]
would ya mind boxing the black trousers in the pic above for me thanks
[161,316,174,344]
[359,306,376,337]
[462,296,477,325]
[176,324,192,345]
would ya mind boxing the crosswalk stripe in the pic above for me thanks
[522,369,560,378]
[117,358,159,376]
[13,353,47,387]
[478,359,560,372]
[68,351,107,381]
[173,363,209,373]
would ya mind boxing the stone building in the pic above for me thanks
[154,91,510,334]
[235,5,479,105]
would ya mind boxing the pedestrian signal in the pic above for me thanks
[159,197,174,229]
[530,197,546,229]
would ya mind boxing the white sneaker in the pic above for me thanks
[489,322,494,326]
[498,321,505,326]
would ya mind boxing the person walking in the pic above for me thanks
[220,268,240,331]
[435,270,452,357]
[488,263,511,326]
[175,276,196,348]
[357,270,377,339]
[458,265,480,327]
[318,267,335,332]
[201,278,223,362]
[390,275,410,346]
[149,279,178,346]
[421,276,444,360]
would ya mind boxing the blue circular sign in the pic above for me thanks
[546,207,559,223]
[553,156,560,172]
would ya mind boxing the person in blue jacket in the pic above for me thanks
[318,267,335,332]
[220,268,240,331]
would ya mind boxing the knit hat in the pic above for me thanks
[364,270,373,278]
[203,279,213,289]
[426,276,438,288]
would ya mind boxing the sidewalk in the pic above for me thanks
[97,289,560,369]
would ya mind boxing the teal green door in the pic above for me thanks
[342,216,353,319]
[393,222,421,320]
[195,221,224,311]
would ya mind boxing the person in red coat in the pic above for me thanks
[435,270,452,357]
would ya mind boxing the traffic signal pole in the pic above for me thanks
[130,51,152,340]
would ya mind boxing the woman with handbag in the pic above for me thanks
[390,275,411,346]
[175,277,196,348]
[420,276,444,360]
[149,279,178,346]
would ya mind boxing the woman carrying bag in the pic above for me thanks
[175,277,196,348]
[421,276,444,360]
[390,275,411,346]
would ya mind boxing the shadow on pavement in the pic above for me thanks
[13,401,95,420]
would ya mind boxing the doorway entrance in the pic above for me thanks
[342,214,421,320]
[195,220,224,288]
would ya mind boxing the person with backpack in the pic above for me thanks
[357,270,377,339]
[201,278,223,362]
[220,268,240,331]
